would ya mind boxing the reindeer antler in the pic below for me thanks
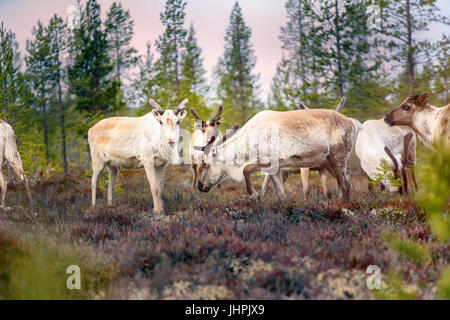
[216,123,240,146]
[149,99,164,114]
[175,99,188,115]
[210,105,223,124]
[335,97,347,113]
[190,108,203,121]
[298,101,309,110]
[193,136,216,152]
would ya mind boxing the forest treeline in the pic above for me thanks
[0,0,449,178]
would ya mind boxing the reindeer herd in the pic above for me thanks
[0,93,448,213]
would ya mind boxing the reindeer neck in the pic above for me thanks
[413,104,442,146]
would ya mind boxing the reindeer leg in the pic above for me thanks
[106,165,119,205]
[319,168,331,199]
[243,164,262,198]
[271,171,287,201]
[0,170,7,207]
[261,173,271,197]
[10,162,32,205]
[91,161,105,206]
[300,168,310,200]
[145,163,165,213]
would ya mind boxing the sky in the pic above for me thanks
[0,0,449,102]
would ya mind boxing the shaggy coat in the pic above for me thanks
[189,106,222,188]
[0,120,32,206]
[385,93,449,147]
[196,109,358,201]
[356,119,417,193]
[88,99,187,212]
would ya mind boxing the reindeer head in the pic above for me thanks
[190,105,223,144]
[194,124,240,193]
[150,98,188,146]
[384,93,429,128]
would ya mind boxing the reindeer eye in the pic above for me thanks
[177,120,181,125]
[402,105,411,111]
[202,162,206,168]
[159,120,163,125]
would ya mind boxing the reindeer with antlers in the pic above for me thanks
[88,99,188,213]
[189,106,223,189]
[194,108,358,201]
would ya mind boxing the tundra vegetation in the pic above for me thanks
[0,0,449,299]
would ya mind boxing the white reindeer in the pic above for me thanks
[195,109,358,201]
[189,106,223,189]
[88,99,188,213]
[355,119,417,193]
[384,93,449,146]
[0,120,32,207]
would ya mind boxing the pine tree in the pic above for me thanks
[0,22,22,123]
[25,20,52,161]
[105,1,138,106]
[215,2,261,127]
[181,23,209,122]
[380,0,450,94]
[154,0,188,106]
[46,15,69,175]
[270,0,317,110]
[68,0,120,116]
[134,42,157,111]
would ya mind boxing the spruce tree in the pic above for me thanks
[105,1,138,106]
[215,2,261,127]
[68,0,120,116]
[0,22,22,123]
[154,0,188,106]
[134,42,157,111]
[25,20,52,161]
[181,23,209,121]
[46,15,69,175]
[380,0,450,94]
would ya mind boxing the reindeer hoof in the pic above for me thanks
[0,205,11,211]
[247,192,261,201]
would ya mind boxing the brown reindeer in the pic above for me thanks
[261,97,357,199]
[384,93,449,147]
[189,106,223,188]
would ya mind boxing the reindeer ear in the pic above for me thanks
[151,109,163,121]
[214,121,222,127]
[416,93,429,107]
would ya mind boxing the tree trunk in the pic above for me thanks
[334,0,344,98]
[43,101,49,162]
[406,0,415,93]
[57,65,68,176]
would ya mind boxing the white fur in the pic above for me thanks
[355,119,416,192]
[88,100,188,212]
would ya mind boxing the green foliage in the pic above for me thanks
[0,229,111,299]
[98,171,125,196]
[105,1,138,107]
[18,125,47,178]
[415,141,450,242]
[384,231,431,264]
[154,0,188,106]
[375,271,418,300]
[437,267,450,299]
[215,2,262,128]
[68,0,121,115]
[369,160,403,189]
[382,141,449,299]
